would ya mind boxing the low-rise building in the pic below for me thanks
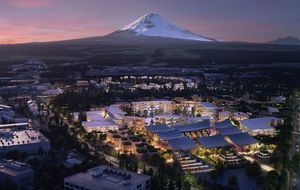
[0,159,34,190]
[123,116,145,134]
[0,129,50,155]
[218,111,231,121]
[107,104,127,125]
[239,117,282,136]
[232,112,249,121]
[64,165,150,190]
[82,120,120,133]
[132,100,173,116]
[199,102,216,118]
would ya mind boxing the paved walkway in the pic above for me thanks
[244,155,274,172]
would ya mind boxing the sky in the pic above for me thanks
[0,0,299,44]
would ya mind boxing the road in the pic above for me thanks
[244,156,274,172]
[290,94,300,190]
[60,114,120,167]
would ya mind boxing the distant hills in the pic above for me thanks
[268,36,300,46]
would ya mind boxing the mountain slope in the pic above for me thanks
[268,36,300,46]
[110,13,216,42]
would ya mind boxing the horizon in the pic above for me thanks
[0,0,300,44]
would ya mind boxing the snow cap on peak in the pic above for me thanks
[119,13,216,42]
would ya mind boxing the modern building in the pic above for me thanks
[226,132,258,153]
[198,135,230,149]
[0,104,16,123]
[174,119,211,137]
[123,116,145,134]
[82,120,120,133]
[73,110,106,123]
[0,159,34,190]
[0,129,50,155]
[232,112,249,121]
[86,110,106,122]
[0,123,29,130]
[64,165,150,190]
[218,111,231,121]
[131,100,173,116]
[239,117,282,136]
[107,104,127,125]
[199,102,217,118]
[153,114,182,125]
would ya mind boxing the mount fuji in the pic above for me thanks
[108,13,216,42]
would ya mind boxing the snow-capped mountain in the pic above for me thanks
[116,13,216,42]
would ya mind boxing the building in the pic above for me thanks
[0,129,50,155]
[232,112,249,121]
[239,117,282,136]
[0,123,29,130]
[199,102,216,118]
[0,159,34,190]
[123,116,145,134]
[132,100,173,116]
[226,132,258,153]
[218,111,231,121]
[64,165,150,190]
[198,135,230,149]
[73,110,106,123]
[107,104,127,125]
[174,119,211,137]
[0,104,16,123]
[153,114,182,125]
[27,100,39,116]
[82,120,120,133]
[86,110,106,122]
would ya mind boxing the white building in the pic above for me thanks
[132,100,173,116]
[0,159,34,190]
[0,129,50,155]
[73,109,106,123]
[64,165,150,190]
[107,104,126,125]
[82,121,119,133]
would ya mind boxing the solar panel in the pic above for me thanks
[227,132,258,146]
[198,135,230,148]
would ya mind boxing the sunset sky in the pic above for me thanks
[1,0,299,44]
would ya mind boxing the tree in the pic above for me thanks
[183,172,202,189]
[263,170,279,190]
[228,175,238,187]
[191,107,196,117]
[246,161,261,177]
[78,111,86,124]
[54,135,65,149]
[0,178,17,190]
